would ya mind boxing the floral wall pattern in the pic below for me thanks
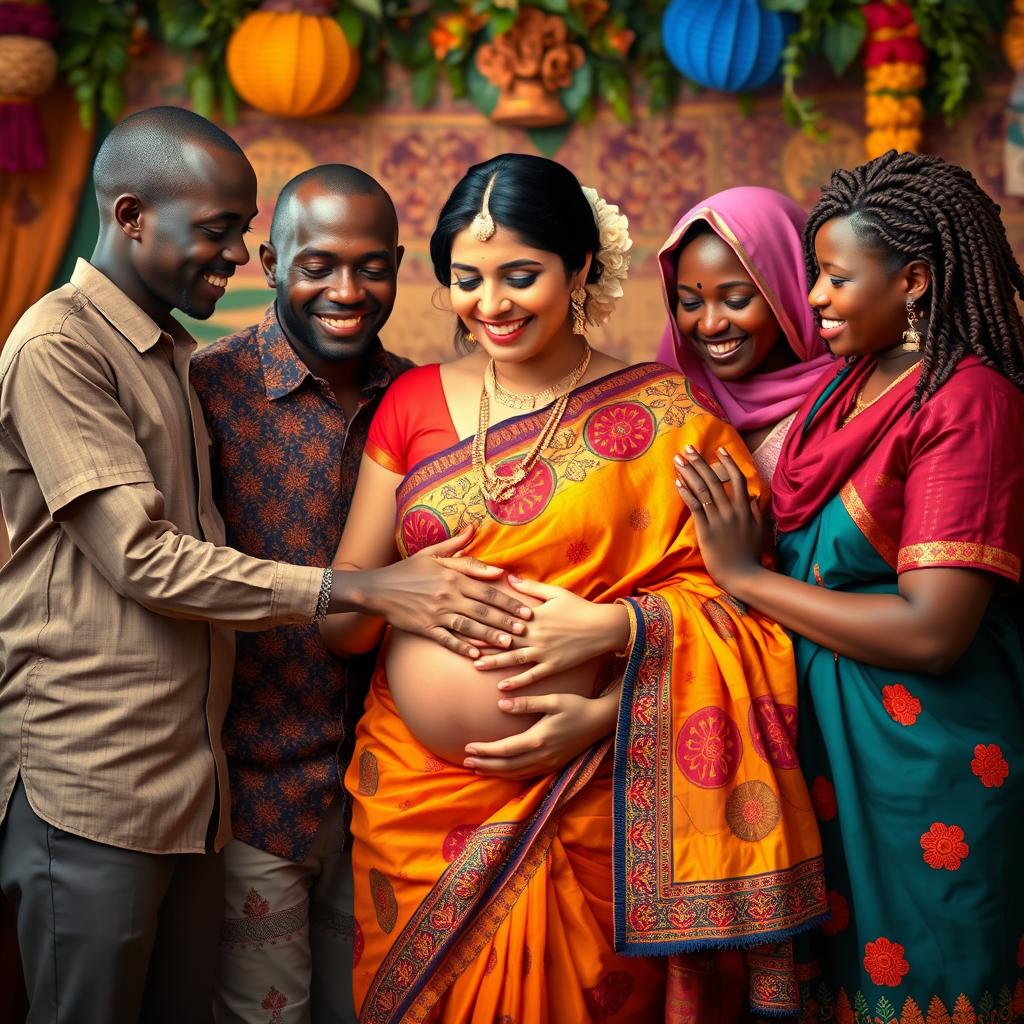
[120,50,1022,366]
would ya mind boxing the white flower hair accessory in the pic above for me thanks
[581,185,632,327]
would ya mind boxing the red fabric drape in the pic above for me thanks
[0,84,94,345]
[0,80,89,1024]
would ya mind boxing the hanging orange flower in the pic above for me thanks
[862,1,926,159]
[602,22,634,59]
[428,8,486,62]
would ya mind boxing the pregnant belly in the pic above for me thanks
[385,629,606,766]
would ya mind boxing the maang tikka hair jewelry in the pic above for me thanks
[902,299,922,352]
[570,287,587,335]
[469,175,497,242]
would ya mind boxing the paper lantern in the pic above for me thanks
[661,0,794,93]
[227,0,357,118]
[0,1,58,172]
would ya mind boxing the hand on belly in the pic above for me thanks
[385,628,603,765]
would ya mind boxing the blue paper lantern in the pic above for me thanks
[661,0,796,93]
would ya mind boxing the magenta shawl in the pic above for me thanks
[655,186,833,432]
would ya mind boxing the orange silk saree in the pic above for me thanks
[346,363,826,1023]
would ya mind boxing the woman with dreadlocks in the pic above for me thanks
[674,150,1024,1019]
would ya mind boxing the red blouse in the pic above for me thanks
[365,364,459,475]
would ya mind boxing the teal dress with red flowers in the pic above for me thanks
[770,357,1024,1021]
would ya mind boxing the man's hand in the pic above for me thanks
[336,526,533,658]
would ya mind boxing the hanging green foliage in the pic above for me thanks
[49,0,1011,156]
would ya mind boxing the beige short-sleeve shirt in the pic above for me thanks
[0,260,321,854]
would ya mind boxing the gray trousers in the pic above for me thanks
[0,777,222,1024]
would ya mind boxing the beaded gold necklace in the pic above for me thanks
[473,344,592,503]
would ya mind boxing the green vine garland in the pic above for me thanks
[51,0,1008,151]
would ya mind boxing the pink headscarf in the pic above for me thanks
[655,186,833,432]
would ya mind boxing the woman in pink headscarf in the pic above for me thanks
[656,186,833,480]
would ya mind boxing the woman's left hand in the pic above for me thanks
[471,577,628,690]
[463,690,618,780]
[673,445,764,591]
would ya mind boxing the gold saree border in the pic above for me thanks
[898,540,1021,579]
[839,481,899,567]
[360,741,610,1024]
[614,594,827,961]
[364,438,404,476]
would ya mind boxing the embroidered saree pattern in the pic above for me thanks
[615,593,825,957]
[348,363,826,1022]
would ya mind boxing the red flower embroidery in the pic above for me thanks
[262,986,288,1010]
[583,402,655,460]
[401,505,450,556]
[583,970,636,1019]
[486,458,556,525]
[484,947,498,976]
[919,822,969,871]
[821,889,849,936]
[675,706,742,789]
[811,776,838,822]
[442,824,477,863]
[881,683,921,726]
[971,743,1009,788]
[862,936,910,987]
[629,507,651,530]
[243,887,269,919]
[566,539,591,564]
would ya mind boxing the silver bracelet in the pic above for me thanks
[313,566,333,623]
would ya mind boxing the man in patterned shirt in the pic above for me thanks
[191,166,412,1024]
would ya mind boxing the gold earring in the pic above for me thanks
[902,299,922,352]
[570,287,587,335]
[465,330,477,346]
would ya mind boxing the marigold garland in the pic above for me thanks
[862,1,926,159]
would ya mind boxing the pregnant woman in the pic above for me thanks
[322,154,826,1023]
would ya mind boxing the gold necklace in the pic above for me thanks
[488,344,592,410]
[843,360,919,425]
[473,345,592,503]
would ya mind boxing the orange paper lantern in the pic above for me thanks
[227,0,357,118]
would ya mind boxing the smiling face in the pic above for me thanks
[262,186,403,366]
[449,223,585,365]
[133,141,257,320]
[674,230,788,381]
[808,215,930,357]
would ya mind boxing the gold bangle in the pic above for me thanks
[613,598,637,659]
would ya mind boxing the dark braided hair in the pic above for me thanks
[804,150,1024,408]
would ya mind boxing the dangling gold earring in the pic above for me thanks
[570,287,587,336]
[465,330,477,346]
[902,299,922,352]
